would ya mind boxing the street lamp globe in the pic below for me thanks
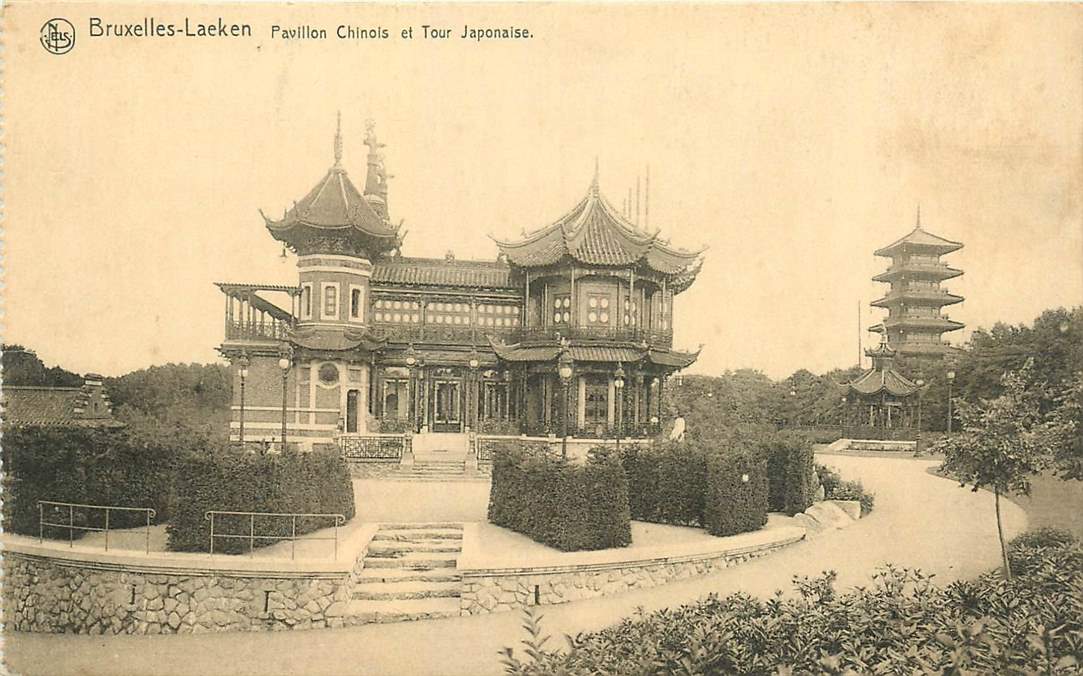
[947,370,956,381]
[278,357,291,371]
[468,358,480,369]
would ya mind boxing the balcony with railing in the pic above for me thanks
[511,326,673,348]
[217,283,299,345]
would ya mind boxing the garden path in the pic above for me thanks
[3,455,1028,676]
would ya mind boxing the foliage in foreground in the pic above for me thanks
[501,531,1083,675]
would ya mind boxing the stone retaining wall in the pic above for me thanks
[2,551,352,634]
[459,528,805,615]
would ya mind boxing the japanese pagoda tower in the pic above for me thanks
[869,211,964,358]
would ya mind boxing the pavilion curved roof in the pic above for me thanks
[847,339,921,397]
[492,179,704,276]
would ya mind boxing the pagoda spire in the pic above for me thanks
[333,111,343,166]
[591,157,600,194]
[916,203,921,228]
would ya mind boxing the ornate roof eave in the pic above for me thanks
[875,226,963,258]
[288,326,388,352]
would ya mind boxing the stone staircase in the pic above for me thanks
[389,432,487,481]
[347,523,464,623]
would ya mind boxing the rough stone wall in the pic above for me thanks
[348,461,404,478]
[461,542,793,615]
[3,553,352,634]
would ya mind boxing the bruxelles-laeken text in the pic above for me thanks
[89,17,251,38]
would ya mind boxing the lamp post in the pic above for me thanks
[946,370,956,434]
[468,350,480,432]
[558,350,574,459]
[915,378,925,452]
[405,344,418,433]
[237,353,250,448]
[613,363,625,449]
[277,345,292,451]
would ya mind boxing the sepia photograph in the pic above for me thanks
[2,2,1082,675]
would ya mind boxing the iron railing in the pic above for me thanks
[336,433,410,461]
[37,500,157,554]
[204,510,346,560]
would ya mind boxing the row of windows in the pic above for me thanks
[300,284,364,321]
[372,312,522,327]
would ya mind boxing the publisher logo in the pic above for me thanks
[40,18,75,55]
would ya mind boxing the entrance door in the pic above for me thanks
[432,379,462,432]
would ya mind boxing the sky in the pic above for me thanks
[5,2,1082,379]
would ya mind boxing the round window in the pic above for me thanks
[563,311,571,322]
[319,363,340,385]
[563,297,571,308]
[588,311,598,323]
[600,298,610,309]
[554,312,561,323]
[600,312,609,323]
[589,297,597,308]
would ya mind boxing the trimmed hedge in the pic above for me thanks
[620,442,707,528]
[816,463,875,515]
[757,432,816,515]
[704,447,769,537]
[166,448,355,554]
[1,426,176,537]
[488,445,631,552]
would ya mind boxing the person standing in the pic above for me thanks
[669,411,686,442]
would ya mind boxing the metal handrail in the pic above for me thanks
[37,500,157,554]
[204,511,346,560]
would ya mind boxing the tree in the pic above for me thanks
[933,363,1079,579]
[1,344,83,387]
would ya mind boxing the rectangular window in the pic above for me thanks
[586,295,611,325]
[300,284,313,320]
[322,283,338,320]
[584,377,608,424]
[552,294,571,325]
[350,286,364,321]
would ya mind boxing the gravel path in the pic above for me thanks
[3,454,1027,676]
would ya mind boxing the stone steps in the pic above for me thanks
[352,580,461,600]
[355,569,462,584]
[367,541,463,554]
[346,522,465,624]
[345,597,461,623]
[371,530,464,542]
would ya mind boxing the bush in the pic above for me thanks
[501,535,1083,675]
[756,431,816,515]
[488,445,631,552]
[620,442,707,527]
[1,426,177,537]
[166,447,355,553]
[703,446,769,537]
[816,463,876,515]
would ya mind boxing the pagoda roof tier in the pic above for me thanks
[875,225,963,257]
[872,263,963,283]
[870,289,964,308]
[873,316,965,332]
[289,326,387,352]
[372,257,515,290]
[491,177,704,276]
[487,337,700,369]
[847,366,922,398]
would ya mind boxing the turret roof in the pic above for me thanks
[875,225,963,257]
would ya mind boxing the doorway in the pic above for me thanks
[432,379,462,432]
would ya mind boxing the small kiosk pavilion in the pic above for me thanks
[844,333,923,430]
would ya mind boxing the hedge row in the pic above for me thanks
[620,442,707,527]
[757,432,816,515]
[703,448,769,537]
[1,426,176,537]
[488,445,631,552]
[166,448,355,554]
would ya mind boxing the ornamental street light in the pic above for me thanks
[278,345,293,451]
[468,349,480,431]
[405,344,418,432]
[558,350,574,459]
[237,352,250,448]
[915,378,925,453]
[946,370,956,434]
[614,363,626,449]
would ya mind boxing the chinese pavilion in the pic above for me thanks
[870,212,964,358]
[844,334,923,429]
[216,117,704,451]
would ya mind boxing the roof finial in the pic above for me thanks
[333,111,343,166]
[916,203,921,228]
[591,157,600,195]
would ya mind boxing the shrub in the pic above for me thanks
[816,463,876,515]
[756,431,816,515]
[488,444,631,552]
[1,426,177,537]
[703,446,769,537]
[619,442,707,527]
[166,447,355,553]
[501,535,1083,675]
